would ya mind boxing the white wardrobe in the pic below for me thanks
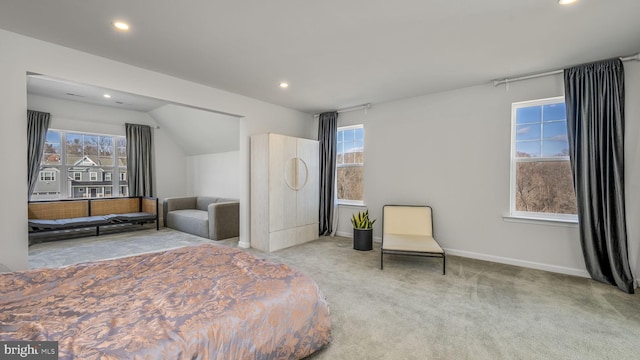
[250,133,319,252]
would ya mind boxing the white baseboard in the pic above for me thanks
[444,248,590,278]
[334,231,589,278]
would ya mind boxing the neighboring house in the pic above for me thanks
[32,155,128,200]
[31,167,61,200]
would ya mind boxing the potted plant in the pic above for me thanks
[351,210,376,251]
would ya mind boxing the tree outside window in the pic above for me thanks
[511,97,577,221]
[337,125,364,204]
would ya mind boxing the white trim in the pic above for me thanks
[512,95,564,108]
[509,96,577,222]
[48,127,122,139]
[334,232,590,278]
[444,248,590,278]
[337,199,366,206]
[337,124,365,204]
[337,124,364,132]
[503,214,578,227]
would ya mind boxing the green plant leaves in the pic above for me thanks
[351,209,376,229]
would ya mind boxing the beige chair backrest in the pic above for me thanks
[383,206,432,237]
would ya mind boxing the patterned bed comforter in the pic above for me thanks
[0,244,331,359]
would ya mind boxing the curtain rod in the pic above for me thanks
[314,103,371,117]
[493,53,640,87]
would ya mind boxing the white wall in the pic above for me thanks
[186,151,240,198]
[27,94,153,136]
[149,104,240,156]
[153,128,189,201]
[1,29,313,270]
[625,61,640,286]
[337,64,640,280]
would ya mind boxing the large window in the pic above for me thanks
[31,129,127,200]
[510,97,577,221]
[337,125,364,204]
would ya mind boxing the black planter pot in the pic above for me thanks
[353,228,373,251]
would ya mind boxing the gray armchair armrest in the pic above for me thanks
[208,201,240,240]
[163,197,197,227]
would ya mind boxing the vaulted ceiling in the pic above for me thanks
[2,0,640,113]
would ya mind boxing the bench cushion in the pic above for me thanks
[107,212,156,222]
[29,216,110,230]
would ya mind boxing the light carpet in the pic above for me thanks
[28,228,640,360]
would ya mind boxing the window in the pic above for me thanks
[336,125,364,204]
[39,171,56,182]
[510,97,577,221]
[31,129,127,201]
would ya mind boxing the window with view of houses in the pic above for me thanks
[510,97,577,221]
[31,130,128,200]
[336,125,364,204]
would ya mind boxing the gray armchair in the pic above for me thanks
[163,196,239,240]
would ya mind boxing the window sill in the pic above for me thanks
[337,202,367,208]
[503,215,578,227]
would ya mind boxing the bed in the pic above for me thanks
[0,244,331,359]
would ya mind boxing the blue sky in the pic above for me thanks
[516,103,568,157]
[338,127,364,154]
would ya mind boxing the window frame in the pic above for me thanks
[33,129,127,201]
[336,124,365,206]
[39,170,56,182]
[509,96,578,223]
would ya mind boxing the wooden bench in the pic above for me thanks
[28,197,159,240]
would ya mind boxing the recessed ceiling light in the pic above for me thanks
[280,82,289,88]
[103,94,111,99]
[113,21,130,31]
[558,0,578,5]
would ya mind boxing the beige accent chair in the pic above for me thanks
[381,205,446,274]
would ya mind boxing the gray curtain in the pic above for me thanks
[564,58,634,293]
[318,111,338,236]
[27,110,50,199]
[125,123,154,197]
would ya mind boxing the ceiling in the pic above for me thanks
[27,74,169,112]
[3,0,640,114]
[27,75,240,156]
